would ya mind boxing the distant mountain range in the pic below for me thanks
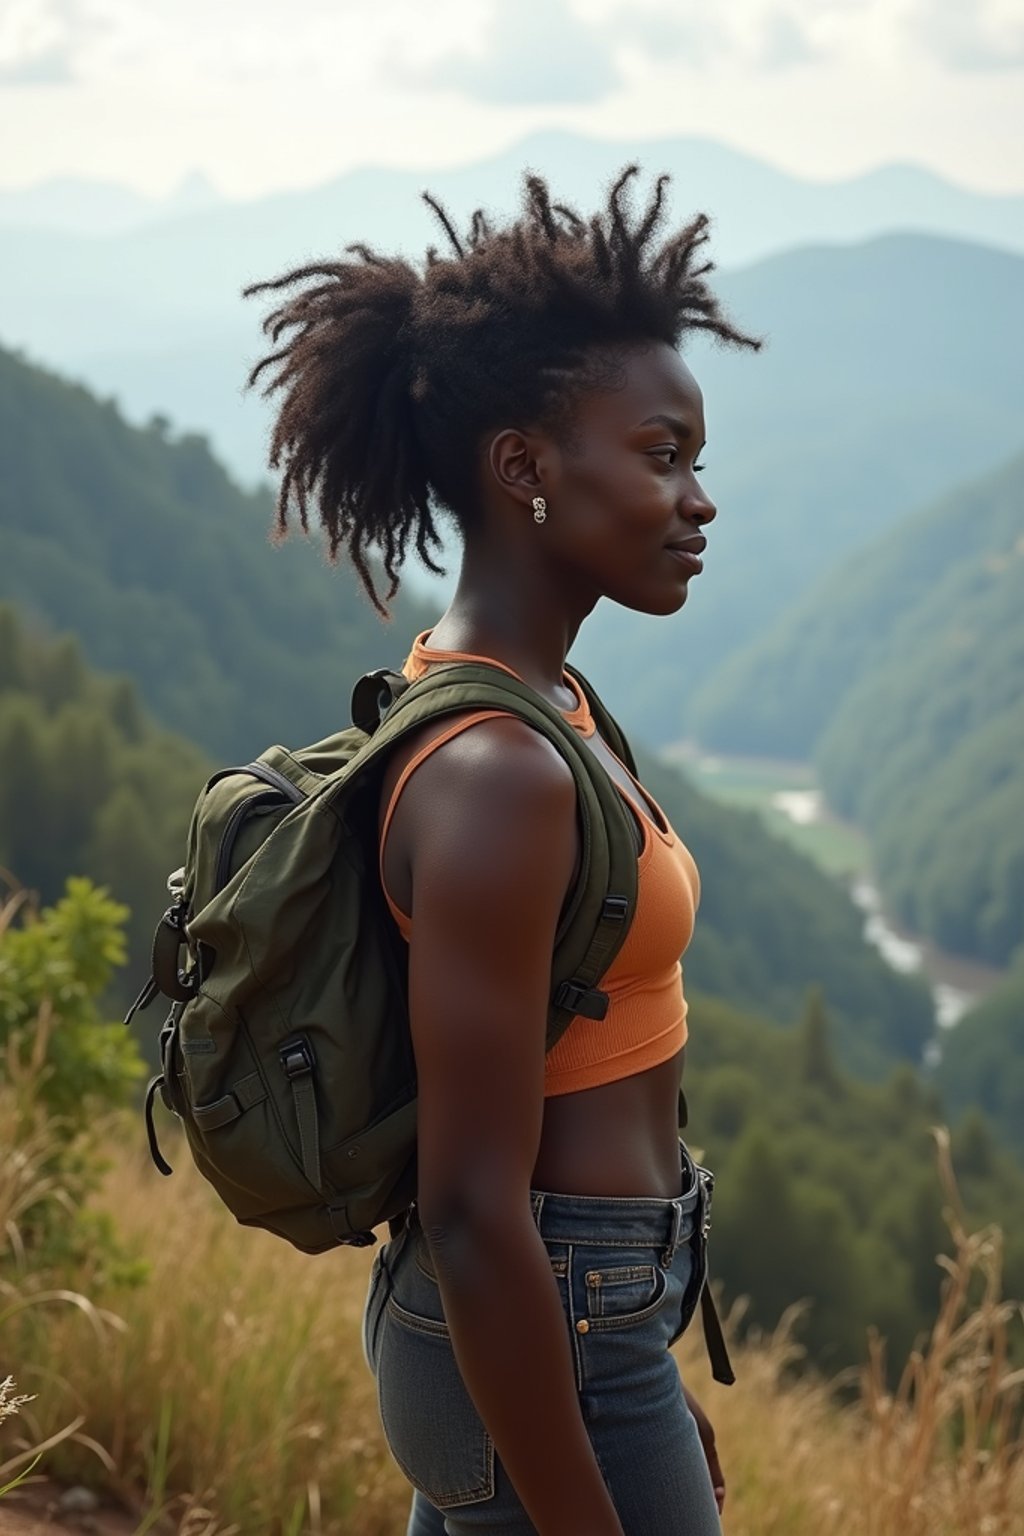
[4,137,1023,758]
[0,169,221,235]
[3,130,1023,260]
[1,126,1023,497]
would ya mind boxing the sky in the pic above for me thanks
[1,0,1023,199]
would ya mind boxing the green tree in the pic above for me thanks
[797,985,841,1094]
[0,877,142,1130]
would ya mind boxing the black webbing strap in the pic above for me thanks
[280,1039,322,1191]
[701,1284,736,1386]
[551,893,631,1020]
[144,1075,173,1176]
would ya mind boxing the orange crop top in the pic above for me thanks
[378,630,701,1096]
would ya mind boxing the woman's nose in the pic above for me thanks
[691,488,717,526]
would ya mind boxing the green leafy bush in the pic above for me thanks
[0,877,145,1279]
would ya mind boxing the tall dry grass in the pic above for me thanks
[6,1111,1021,1535]
[10,1126,403,1535]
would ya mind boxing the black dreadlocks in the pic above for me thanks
[243,165,760,618]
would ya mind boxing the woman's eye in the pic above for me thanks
[650,448,705,473]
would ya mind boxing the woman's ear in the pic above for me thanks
[486,427,550,507]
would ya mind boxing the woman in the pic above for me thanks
[246,167,759,1536]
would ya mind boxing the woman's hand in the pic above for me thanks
[682,1384,725,1516]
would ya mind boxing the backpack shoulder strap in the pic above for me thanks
[347,661,639,1052]
[564,662,638,777]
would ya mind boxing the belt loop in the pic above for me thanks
[660,1198,683,1269]
[531,1192,545,1231]
[679,1137,699,1199]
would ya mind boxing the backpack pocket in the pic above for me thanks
[182,1027,319,1219]
[156,1004,189,1119]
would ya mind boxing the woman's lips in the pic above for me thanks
[666,547,704,574]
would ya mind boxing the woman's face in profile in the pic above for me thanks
[535,340,716,617]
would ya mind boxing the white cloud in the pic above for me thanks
[0,0,112,86]
[393,0,620,106]
[600,0,1024,73]
[604,2,822,70]
[905,0,1024,71]
[0,0,1020,198]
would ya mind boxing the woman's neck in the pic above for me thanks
[431,549,596,702]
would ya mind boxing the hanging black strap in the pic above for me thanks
[144,1075,173,1176]
[280,1038,322,1191]
[123,973,159,1028]
[701,1285,736,1386]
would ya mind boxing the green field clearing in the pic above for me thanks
[662,748,870,879]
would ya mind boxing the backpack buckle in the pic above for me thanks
[351,669,409,734]
[552,980,609,1020]
[601,895,630,922]
[280,1037,315,1079]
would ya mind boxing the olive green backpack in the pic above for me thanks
[126,658,652,1255]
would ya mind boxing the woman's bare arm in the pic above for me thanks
[397,714,625,1536]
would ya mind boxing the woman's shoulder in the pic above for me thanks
[377,706,573,832]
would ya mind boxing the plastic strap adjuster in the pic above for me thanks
[553,980,609,1020]
[280,1038,314,1078]
[601,895,630,922]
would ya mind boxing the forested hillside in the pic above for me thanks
[0,344,438,762]
[679,448,1024,970]
[633,745,933,1077]
[570,234,1024,746]
[937,956,1024,1161]
[688,447,1024,758]
[684,987,1024,1369]
[0,604,210,981]
[816,462,1023,966]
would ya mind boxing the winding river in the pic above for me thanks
[767,787,1001,1062]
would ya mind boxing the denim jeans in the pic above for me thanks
[361,1139,722,1535]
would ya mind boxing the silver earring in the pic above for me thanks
[532,496,547,524]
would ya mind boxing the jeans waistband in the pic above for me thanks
[526,1137,702,1256]
[404,1140,707,1273]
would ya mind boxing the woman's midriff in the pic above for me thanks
[377,711,688,1202]
[530,1046,688,1197]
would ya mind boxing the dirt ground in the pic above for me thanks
[0,1481,149,1536]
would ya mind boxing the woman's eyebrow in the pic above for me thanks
[636,413,692,438]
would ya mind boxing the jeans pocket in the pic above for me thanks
[583,1259,672,1331]
[377,1295,495,1509]
[585,1262,663,1323]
